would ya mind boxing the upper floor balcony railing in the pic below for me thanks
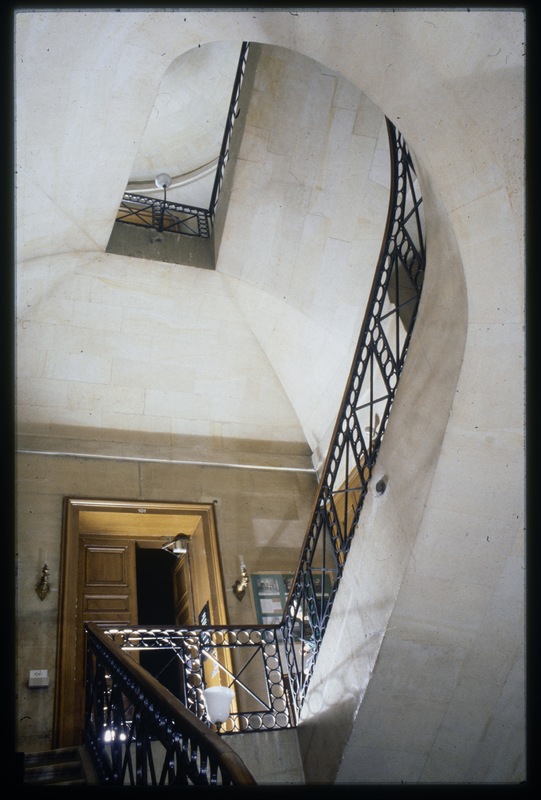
[99,623,293,735]
[115,42,250,241]
[115,194,211,238]
[93,116,426,746]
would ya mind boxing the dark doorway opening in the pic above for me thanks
[136,547,182,699]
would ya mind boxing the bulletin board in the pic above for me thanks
[250,573,294,626]
[250,570,333,681]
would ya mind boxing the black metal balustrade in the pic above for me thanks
[281,117,425,715]
[116,194,211,237]
[85,622,256,785]
[116,42,250,240]
[89,117,425,748]
[207,42,250,228]
[100,624,293,734]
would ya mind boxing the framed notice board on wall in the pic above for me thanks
[251,573,294,626]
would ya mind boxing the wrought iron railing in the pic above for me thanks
[101,623,293,734]
[116,42,250,240]
[96,116,425,738]
[85,622,256,785]
[281,117,425,715]
[207,41,250,227]
[115,194,211,237]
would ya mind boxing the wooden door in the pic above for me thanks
[55,499,229,747]
[185,521,235,697]
[55,536,138,747]
[187,520,213,625]
[173,554,195,625]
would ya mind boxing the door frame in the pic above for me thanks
[53,497,228,747]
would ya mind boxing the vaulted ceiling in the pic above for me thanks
[16,16,390,468]
[126,41,242,209]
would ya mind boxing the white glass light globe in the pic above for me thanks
[155,173,172,189]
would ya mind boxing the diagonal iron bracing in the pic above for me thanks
[100,626,292,735]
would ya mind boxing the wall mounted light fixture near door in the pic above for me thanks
[162,534,190,557]
[36,563,51,600]
[232,555,249,600]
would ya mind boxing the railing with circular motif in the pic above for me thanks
[85,622,257,785]
[100,623,293,735]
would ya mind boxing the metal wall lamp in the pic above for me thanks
[232,556,249,601]
[35,563,51,601]
[162,534,190,557]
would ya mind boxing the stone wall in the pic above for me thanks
[16,449,317,754]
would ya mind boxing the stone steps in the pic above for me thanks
[21,745,98,785]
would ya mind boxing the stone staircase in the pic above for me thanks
[20,745,99,785]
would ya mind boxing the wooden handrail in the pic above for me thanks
[86,622,257,785]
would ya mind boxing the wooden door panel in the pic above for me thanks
[82,594,132,615]
[173,554,195,625]
[189,523,212,623]
[84,544,130,584]
[80,539,136,623]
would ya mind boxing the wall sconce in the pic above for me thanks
[203,686,234,728]
[162,534,190,557]
[232,556,249,601]
[35,564,50,601]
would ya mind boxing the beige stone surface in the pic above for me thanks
[15,8,525,785]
